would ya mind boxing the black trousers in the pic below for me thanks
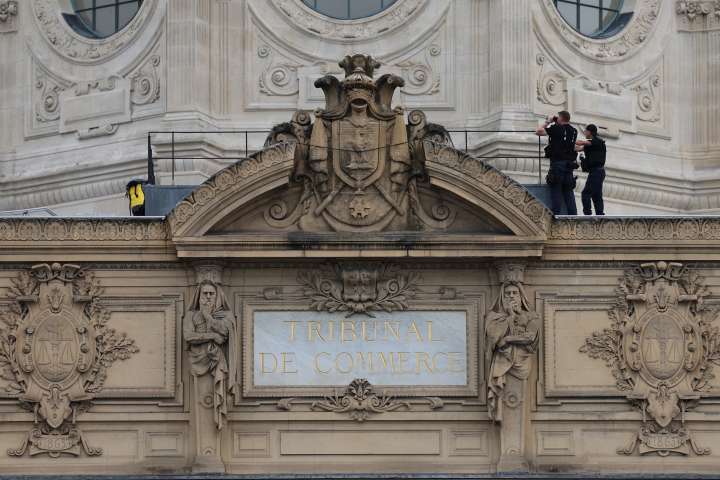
[582,168,605,215]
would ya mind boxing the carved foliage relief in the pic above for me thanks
[31,0,156,63]
[297,261,422,317]
[0,264,138,458]
[580,262,715,456]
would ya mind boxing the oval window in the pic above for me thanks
[72,0,144,38]
[553,0,626,38]
[302,0,398,20]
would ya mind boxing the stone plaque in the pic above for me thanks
[242,302,479,397]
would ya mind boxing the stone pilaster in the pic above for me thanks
[485,0,535,129]
[167,0,211,115]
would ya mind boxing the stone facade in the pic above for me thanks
[0,0,718,215]
[1,57,720,475]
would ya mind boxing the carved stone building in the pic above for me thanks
[1,48,720,476]
[0,0,718,215]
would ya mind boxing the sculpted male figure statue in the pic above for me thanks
[184,281,236,430]
[485,282,539,423]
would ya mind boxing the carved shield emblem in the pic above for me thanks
[34,316,77,383]
[341,267,379,303]
[641,315,683,380]
[338,118,380,182]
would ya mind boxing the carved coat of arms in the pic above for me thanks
[259,53,460,234]
[305,53,410,232]
[0,264,138,458]
[581,261,717,456]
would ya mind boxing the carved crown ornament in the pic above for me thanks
[269,0,428,42]
[30,0,158,64]
[580,261,716,456]
[539,0,663,63]
[0,264,138,458]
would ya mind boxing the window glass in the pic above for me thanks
[553,0,623,37]
[72,0,144,38]
[303,0,397,20]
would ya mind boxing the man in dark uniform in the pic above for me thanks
[535,111,578,215]
[575,124,606,216]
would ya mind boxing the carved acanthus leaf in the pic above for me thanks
[310,379,410,421]
[296,261,421,318]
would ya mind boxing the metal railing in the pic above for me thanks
[147,129,544,187]
[0,207,58,217]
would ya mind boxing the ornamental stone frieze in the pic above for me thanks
[0,218,169,242]
[550,217,720,240]
[0,264,138,458]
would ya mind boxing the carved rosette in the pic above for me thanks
[580,261,716,456]
[0,264,138,458]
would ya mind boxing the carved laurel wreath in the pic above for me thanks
[296,262,422,317]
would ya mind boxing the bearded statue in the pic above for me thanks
[183,280,237,430]
[485,281,539,423]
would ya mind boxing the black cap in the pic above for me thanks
[585,124,598,135]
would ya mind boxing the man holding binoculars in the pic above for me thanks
[535,111,578,215]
